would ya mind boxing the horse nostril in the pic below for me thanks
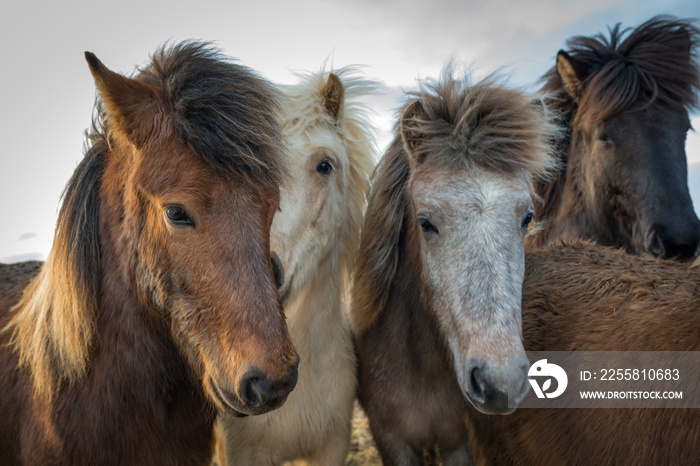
[645,227,666,257]
[238,368,274,408]
[270,253,284,289]
[646,224,700,260]
[468,363,512,413]
[238,358,298,410]
[468,364,486,404]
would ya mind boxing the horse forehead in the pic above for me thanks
[136,149,273,206]
[626,106,687,133]
[411,166,530,210]
[137,148,210,188]
[287,121,337,148]
[587,104,688,134]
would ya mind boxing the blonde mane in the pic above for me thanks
[281,66,378,284]
[351,70,559,334]
[5,143,104,399]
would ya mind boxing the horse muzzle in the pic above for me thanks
[208,354,299,416]
[462,356,530,415]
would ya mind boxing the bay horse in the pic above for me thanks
[351,69,558,465]
[216,68,377,465]
[465,240,700,465]
[531,16,700,260]
[0,42,299,465]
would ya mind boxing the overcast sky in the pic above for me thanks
[1,0,699,262]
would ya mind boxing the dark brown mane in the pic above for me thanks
[403,70,558,175]
[351,137,411,335]
[532,16,700,249]
[98,42,284,188]
[542,15,700,127]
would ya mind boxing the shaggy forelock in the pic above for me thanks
[143,42,284,187]
[402,68,558,179]
[542,15,700,126]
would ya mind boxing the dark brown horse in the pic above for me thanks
[0,43,299,465]
[532,16,700,260]
[465,240,700,465]
[351,70,557,465]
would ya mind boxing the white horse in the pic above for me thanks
[216,67,377,465]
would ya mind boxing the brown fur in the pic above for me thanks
[0,42,297,465]
[465,240,700,465]
[531,16,700,259]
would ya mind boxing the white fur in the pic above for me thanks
[411,166,532,411]
[216,67,377,465]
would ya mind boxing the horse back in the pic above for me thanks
[0,260,42,332]
[522,241,700,351]
[465,242,700,465]
[0,261,42,298]
[0,261,42,465]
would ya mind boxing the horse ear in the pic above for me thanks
[85,52,162,149]
[323,73,345,122]
[400,100,426,160]
[556,51,586,101]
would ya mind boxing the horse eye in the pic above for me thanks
[596,132,614,144]
[419,216,439,235]
[521,211,535,230]
[165,205,194,227]
[316,160,333,175]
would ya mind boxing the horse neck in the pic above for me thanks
[285,249,349,343]
[96,241,175,373]
[282,246,355,399]
[20,152,217,461]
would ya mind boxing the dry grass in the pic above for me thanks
[345,401,381,465]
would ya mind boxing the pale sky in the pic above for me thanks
[1,0,699,262]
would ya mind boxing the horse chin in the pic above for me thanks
[277,275,294,304]
[463,392,517,416]
[206,377,290,417]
